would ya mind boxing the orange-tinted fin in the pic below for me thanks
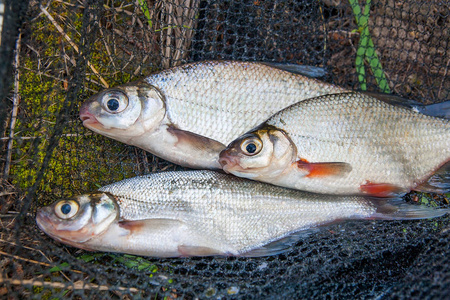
[296,159,352,178]
[360,182,403,197]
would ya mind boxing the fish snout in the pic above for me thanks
[79,103,98,125]
[219,149,241,173]
[36,207,56,233]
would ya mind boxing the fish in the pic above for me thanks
[36,170,448,257]
[79,61,347,169]
[219,92,450,197]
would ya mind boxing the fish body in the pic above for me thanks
[36,170,447,257]
[219,92,450,196]
[80,61,347,169]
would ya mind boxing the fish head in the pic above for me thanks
[219,125,297,179]
[36,192,119,249]
[79,81,166,142]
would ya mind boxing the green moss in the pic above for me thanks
[10,4,140,203]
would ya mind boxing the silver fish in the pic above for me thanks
[219,92,450,196]
[36,170,447,257]
[79,61,347,169]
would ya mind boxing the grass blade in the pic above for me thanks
[349,0,391,93]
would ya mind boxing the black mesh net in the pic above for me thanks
[1,0,449,298]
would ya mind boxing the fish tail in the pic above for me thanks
[415,100,450,119]
[366,91,450,119]
[369,198,449,220]
[414,162,450,194]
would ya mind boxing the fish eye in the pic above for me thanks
[240,137,263,156]
[107,98,119,111]
[102,91,128,114]
[54,200,79,219]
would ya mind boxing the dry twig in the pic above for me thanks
[99,25,116,69]
[3,33,21,179]
[0,250,82,274]
[160,0,200,68]
[0,273,140,293]
[39,4,109,88]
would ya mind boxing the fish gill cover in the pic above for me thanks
[0,0,449,298]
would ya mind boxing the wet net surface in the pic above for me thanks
[1,0,449,298]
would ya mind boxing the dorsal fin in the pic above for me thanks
[260,62,327,78]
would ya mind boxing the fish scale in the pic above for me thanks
[37,170,449,257]
[271,93,449,187]
[98,171,376,254]
[144,61,347,146]
[220,92,450,196]
[80,61,346,169]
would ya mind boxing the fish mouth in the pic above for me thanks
[79,104,99,126]
[219,149,261,179]
[36,209,65,243]
[36,209,54,233]
[36,209,96,249]
[219,151,242,174]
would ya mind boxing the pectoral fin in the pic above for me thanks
[119,220,147,234]
[166,126,226,169]
[296,159,352,178]
[118,218,183,235]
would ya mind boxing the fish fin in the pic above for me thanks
[240,229,320,257]
[362,91,423,108]
[166,126,226,169]
[363,91,450,119]
[119,220,149,234]
[119,218,182,235]
[415,101,450,119]
[360,182,404,197]
[369,198,450,220]
[260,62,327,78]
[177,245,224,257]
[414,162,450,194]
[296,159,352,178]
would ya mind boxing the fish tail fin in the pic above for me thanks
[369,197,449,220]
[415,100,450,119]
[366,91,450,119]
[414,162,450,194]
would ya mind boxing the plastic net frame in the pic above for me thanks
[0,0,449,298]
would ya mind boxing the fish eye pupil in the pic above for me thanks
[61,203,71,215]
[107,98,120,111]
[246,143,257,154]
